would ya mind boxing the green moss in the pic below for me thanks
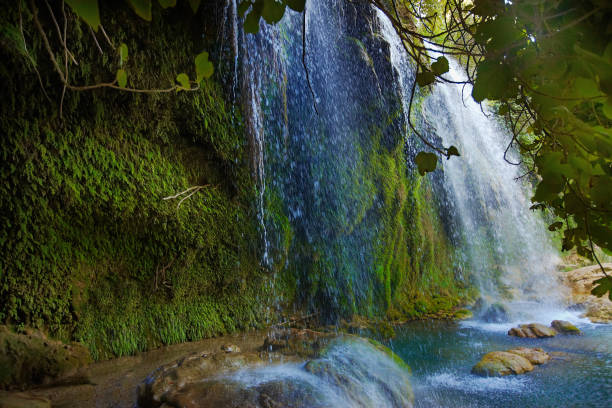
[0,3,274,359]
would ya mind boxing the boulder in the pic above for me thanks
[550,320,581,334]
[508,323,556,338]
[137,332,413,408]
[506,347,550,365]
[562,264,612,323]
[0,326,91,390]
[471,351,533,377]
[479,303,509,323]
[220,344,241,353]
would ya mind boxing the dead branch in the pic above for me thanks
[163,185,210,210]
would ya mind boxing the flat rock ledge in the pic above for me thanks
[562,263,612,323]
[136,329,413,408]
[472,347,550,377]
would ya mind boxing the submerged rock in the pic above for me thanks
[136,331,413,408]
[0,392,51,408]
[0,326,91,390]
[562,264,612,323]
[508,323,557,338]
[551,320,581,334]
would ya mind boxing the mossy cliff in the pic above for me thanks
[0,1,472,361]
[0,1,272,360]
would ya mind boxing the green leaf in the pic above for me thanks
[238,0,252,17]
[573,77,603,99]
[119,43,128,66]
[195,51,214,82]
[416,71,435,87]
[176,73,190,90]
[446,145,460,159]
[498,104,509,115]
[591,276,612,301]
[158,0,176,8]
[532,176,563,202]
[116,69,127,88]
[188,0,201,13]
[590,176,612,207]
[431,56,449,75]
[285,0,306,12]
[65,0,100,31]
[244,10,261,34]
[128,0,152,20]
[262,0,286,24]
[548,221,563,231]
[415,151,438,176]
[472,0,504,17]
[472,60,513,102]
[602,98,612,120]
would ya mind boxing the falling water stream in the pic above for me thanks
[218,1,612,407]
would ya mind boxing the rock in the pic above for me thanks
[0,392,51,408]
[262,328,335,357]
[507,323,556,338]
[506,347,550,365]
[0,326,91,390]
[550,320,581,334]
[137,333,413,408]
[479,303,510,323]
[471,351,533,377]
[562,264,612,323]
[221,344,241,353]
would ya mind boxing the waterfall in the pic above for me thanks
[426,62,565,319]
[237,0,566,322]
[377,10,565,322]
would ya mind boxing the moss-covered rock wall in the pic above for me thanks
[0,1,273,359]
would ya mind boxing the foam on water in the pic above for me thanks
[424,371,528,392]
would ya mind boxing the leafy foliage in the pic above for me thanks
[238,0,305,33]
[374,0,612,298]
[62,0,211,91]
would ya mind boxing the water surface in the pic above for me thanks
[390,318,612,407]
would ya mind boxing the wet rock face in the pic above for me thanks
[508,323,557,338]
[136,331,413,408]
[479,303,510,323]
[562,264,612,323]
[471,347,551,377]
[0,326,91,390]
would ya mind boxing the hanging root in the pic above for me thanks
[163,185,210,210]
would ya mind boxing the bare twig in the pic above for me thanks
[163,185,210,210]
[88,25,104,55]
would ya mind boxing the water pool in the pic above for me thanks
[389,318,611,407]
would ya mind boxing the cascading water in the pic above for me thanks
[423,61,566,321]
[377,10,567,324]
